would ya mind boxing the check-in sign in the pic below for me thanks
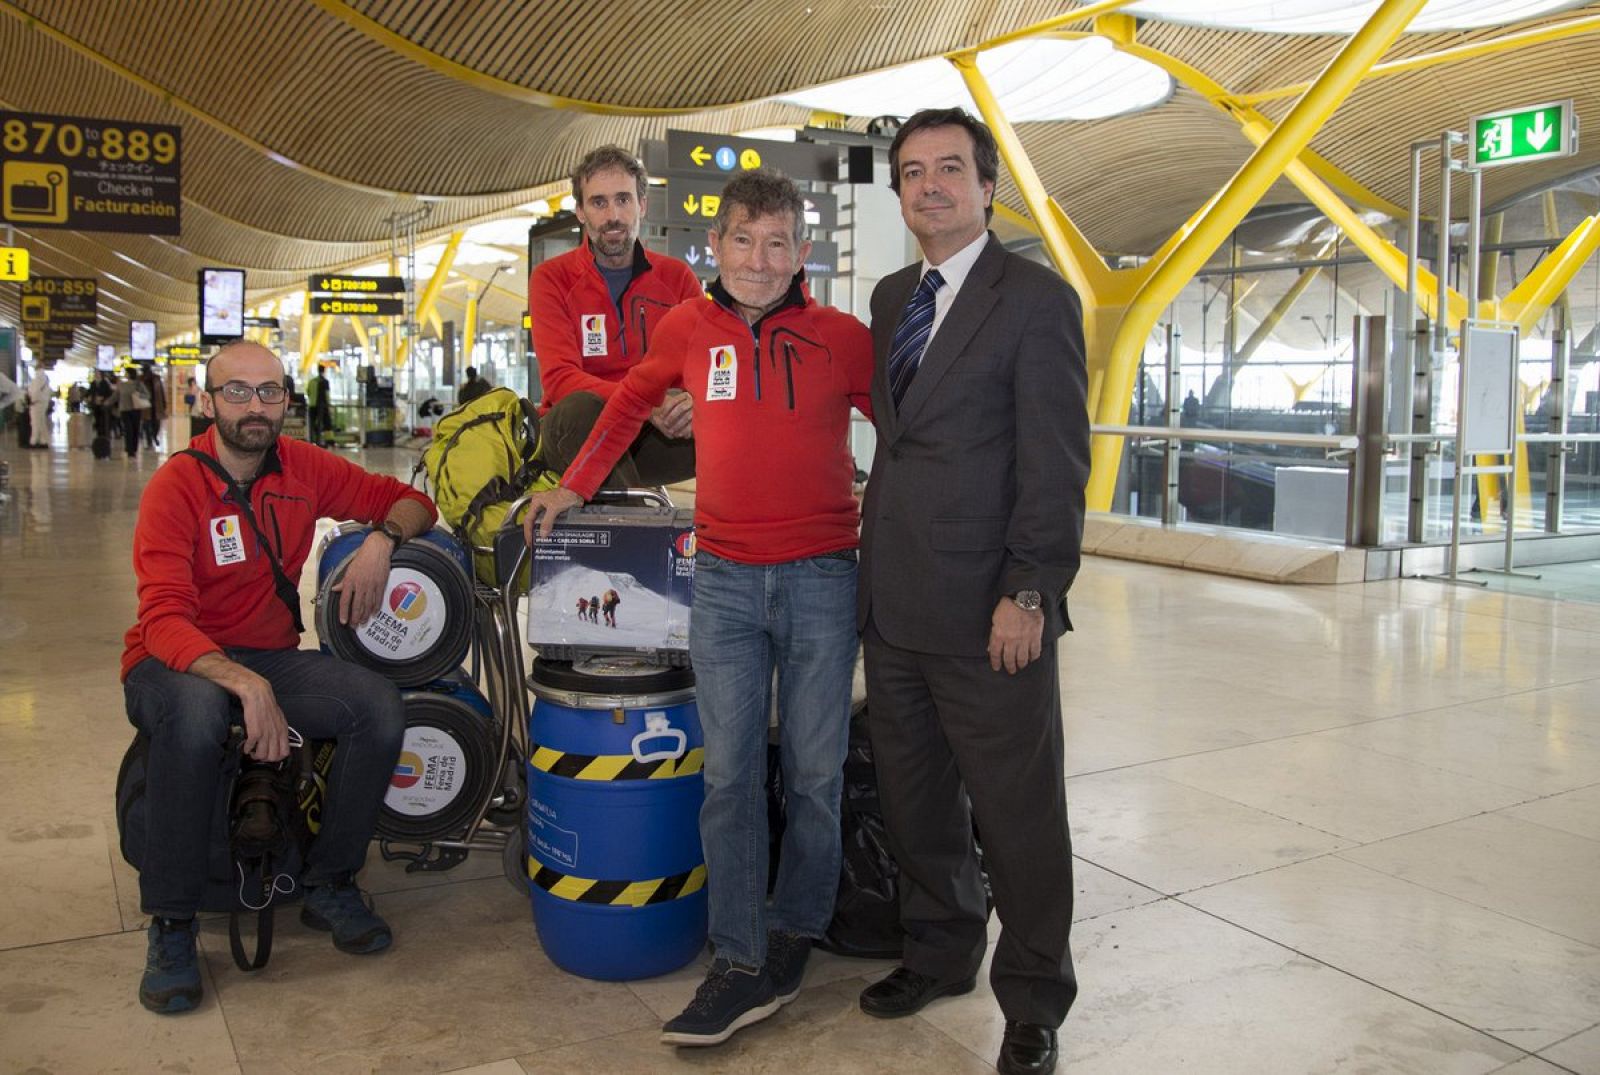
[20,276,98,324]
[1469,101,1578,168]
[1,111,181,234]
[310,296,405,317]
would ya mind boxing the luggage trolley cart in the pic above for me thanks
[370,510,542,889]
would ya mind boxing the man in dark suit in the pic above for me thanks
[856,108,1090,1075]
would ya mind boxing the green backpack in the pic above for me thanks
[421,387,554,586]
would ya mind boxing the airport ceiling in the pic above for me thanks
[2,0,1599,356]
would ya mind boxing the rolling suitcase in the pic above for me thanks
[91,434,112,460]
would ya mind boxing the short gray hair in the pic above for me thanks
[712,170,806,247]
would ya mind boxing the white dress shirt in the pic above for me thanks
[921,230,991,343]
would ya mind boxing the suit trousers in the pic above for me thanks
[862,620,1077,1028]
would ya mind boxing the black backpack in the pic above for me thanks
[115,729,333,971]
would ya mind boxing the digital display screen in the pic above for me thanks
[130,320,156,362]
[96,343,115,370]
[199,268,245,344]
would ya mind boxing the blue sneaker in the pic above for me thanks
[766,929,811,1004]
[299,878,392,954]
[140,917,201,1014]
[660,958,781,1046]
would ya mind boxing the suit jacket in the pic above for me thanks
[857,233,1090,657]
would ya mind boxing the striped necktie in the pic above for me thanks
[887,269,944,408]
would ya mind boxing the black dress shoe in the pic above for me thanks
[859,966,977,1019]
[997,1021,1058,1075]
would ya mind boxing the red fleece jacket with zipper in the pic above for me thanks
[528,239,703,413]
[563,277,874,564]
[120,430,437,680]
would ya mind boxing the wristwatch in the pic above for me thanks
[377,520,406,550]
[1011,589,1043,612]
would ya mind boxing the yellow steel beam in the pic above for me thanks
[1224,263,1324,385]
[1096,34,1407,217]
[1233,13,1600,106]
[462,296,479,367]
[348,316,369,354]
[299,316,333,376]
[0,0,448,199]
[1542,192,1574,331]
[398,231,463,368]
[298,299,314,367]
[1085,0,1426,510]
[952,52,1114,300]
[1237,118,1467,324]
[1499,215,1600,335]
[967,0,1140,52]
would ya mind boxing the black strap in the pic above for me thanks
[180,449,304,633]
[228,886,275,972]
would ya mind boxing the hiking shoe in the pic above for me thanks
[300,878,392,954]
[140,917,201,1014]
[660,958,781,1046]
[766,928,811,1004]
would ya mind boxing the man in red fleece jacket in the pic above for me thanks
[524,170,872,1048]
[123,340,436,1015]
[529,145,704,487]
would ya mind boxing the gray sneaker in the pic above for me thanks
[661,958,781,1046]
[766,928,811,1004]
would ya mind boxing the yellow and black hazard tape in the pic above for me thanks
[529,744,705,781]
[528,862,707,907]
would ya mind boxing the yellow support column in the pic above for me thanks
[461,295,478,373]
[398,231,463,369]
[1086,0,1426,510]
[298,316,333,377]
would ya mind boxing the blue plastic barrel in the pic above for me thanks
[315,523,474,687]
[525,657,704,981]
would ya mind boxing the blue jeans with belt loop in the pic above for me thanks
[123,648,406,918]
[688,550,859,968]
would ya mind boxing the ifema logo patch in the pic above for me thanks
[213,517,237,538]
[391,751,424,789]
[388,580,427,620]
[710,345,735,369]
[674,531,697,558]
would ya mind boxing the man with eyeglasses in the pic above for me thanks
[120,339,437,1015]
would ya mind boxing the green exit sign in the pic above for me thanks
[1469,100,1577,168]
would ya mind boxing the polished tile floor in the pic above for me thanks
[1,424,1597,1075]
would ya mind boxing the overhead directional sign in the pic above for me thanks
[167,344,202,360]
[1,111,181,234]
[310,295,405,317]
[20,276,98,327]
[307,274,405,294]
[1469,100,1578,168]
[666,231,839,281]
[666,229,719,277]
[665,130,872,184]
[0,246,27,281]
[662,178,839,230]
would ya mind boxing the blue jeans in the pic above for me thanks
[123,649,406,918]
[689,550,859,967]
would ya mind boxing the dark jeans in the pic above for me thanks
[123,650,406,918]
[540,390,696,489]
[121,412,142,457]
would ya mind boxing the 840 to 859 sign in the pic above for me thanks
[1,111,182,234]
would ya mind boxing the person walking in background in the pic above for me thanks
[113,368,149,458]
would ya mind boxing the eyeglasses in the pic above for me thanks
[212,380,287,404]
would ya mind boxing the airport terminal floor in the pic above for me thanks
[1,422,1596,1074]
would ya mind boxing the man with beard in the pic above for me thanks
[528,145,703,487]
[524,171,872,1048]
[121,340,436,1015]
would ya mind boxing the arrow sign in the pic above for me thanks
[683,194,699,215]
[1527,111,1553,150]
[690,144,711,166]
[1469,100,1578,168]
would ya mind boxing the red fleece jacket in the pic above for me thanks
[563,279,874,564]
[528,240,703,413]
[121,431,437,680]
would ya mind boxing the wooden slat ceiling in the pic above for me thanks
[0,0,1597,355]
